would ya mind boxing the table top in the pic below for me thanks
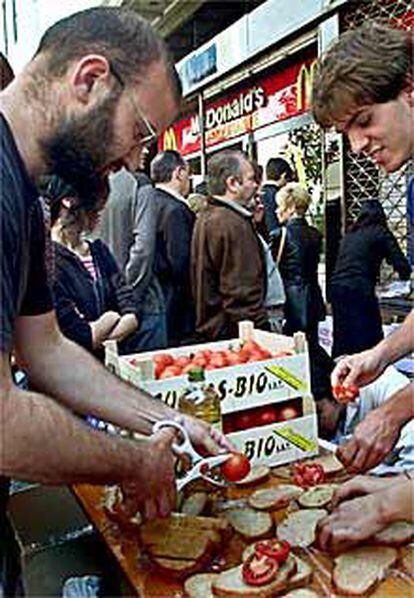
[73,465,414,598]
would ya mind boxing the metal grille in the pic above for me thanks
[341,0,412,269]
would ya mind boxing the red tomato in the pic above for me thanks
[242,553,279,586]
[256,407,278,426]
[153,353,174,368]
[240,340,261,357]
[225,351,245,366]
[182,363,199,375]
[247,350,266,362]
[292,462,326,488]
[200,349,213,360]
[235,411,254,431]
[220,452,251,482]
[254,539,290,565]
[278,406,299,421]
[159,365,182,379]
[209,353,228,369]
[259,348,272,359]
[154,363,165,379]
[174,355,191,368]
[192,355,208,368]
[332,384,359,403]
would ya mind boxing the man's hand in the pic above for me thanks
[316,492,388,553]
[331,475,405,509]
[176,414,235,455]
[337,405,401,473]
[331,347,386,389]
[121,426,177,520]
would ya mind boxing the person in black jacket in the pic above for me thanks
[261,157,294,240]
[330,200,411,357]
[148,150,196,346]
[47,176,140,359]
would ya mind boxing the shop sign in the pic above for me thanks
[160,51,317,156]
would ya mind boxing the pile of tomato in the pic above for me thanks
[242,539,291,586]
[222,399,302,434]
[146,340,293,380]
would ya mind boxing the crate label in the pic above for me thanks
[273,427,318,452]
[265,364,307,391]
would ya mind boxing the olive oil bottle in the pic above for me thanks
[178,367,222,431]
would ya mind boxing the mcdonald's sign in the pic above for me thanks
[161,127,178,151]
[296,60,318,112]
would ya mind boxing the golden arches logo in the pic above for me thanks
[162,127,178,151]
[296,60,318,111]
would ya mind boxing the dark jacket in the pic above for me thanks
[151,187,196,344]
[53,240,136,352]
[261,182,280,239]
[287,216,326,323]
[191,197,269,341]
[331,224,411,293]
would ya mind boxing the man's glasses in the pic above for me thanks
[109,63,158,148]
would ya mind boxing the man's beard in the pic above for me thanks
[41,91,120,208]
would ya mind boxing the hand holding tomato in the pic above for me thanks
[332,384,359,404]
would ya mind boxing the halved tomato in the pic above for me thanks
[254,539,290,564]
[332,384,359,403]
[292,462,326,488]
[242,553,279,586]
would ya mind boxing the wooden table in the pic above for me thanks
[73,471,414,597]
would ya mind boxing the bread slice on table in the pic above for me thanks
[181,491,208,516]
[224,508,273,539]
[184,572,219,598]
[212,553,297,597]
[333,546,397,595]
[277,509,327,548]
[282,589,319,598]
[308,453,344,476]
[151,556,200,578]
[371,521,414,546]
[235,465,270,487]
[248,485,303,511]
[241,545,313,592]
[297,484,338,509]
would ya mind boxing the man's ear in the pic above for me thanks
[69,55,112,104]
[226,175,240,194]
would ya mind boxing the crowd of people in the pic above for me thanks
[0,6,412,593]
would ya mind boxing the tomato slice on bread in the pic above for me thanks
[292,462,326,488]
[254,539,290,564]
[242,553,279,586]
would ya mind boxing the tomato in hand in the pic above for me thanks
[332,384,359,403]
[254,539,290,565]
[292,462,326,488]
[242,553,279,586]
[220,452,251,482]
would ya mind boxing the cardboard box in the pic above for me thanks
[105,323,319,467]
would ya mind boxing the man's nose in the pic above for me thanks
[348,129,369,155]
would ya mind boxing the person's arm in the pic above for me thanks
[331,309,414,388]
[107,313,138,342]
[91,311,122,347]
[14,310,232,453]
[317,478,413,553]
[336,383,413,472]
[383,228,412,280]
[0,351,178,518]
[125,186,157,303]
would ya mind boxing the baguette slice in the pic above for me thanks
[372,521,414,546]
[277,509,327,547]
[297,484,338,509]
[333,546,397,595]
[181,492,208,516]
[212,554,297,597]
[184,573,219,598]
[241,547,312,592]
[308,453,344,476]
[151,556,200,578]
[235,465,270,487]
[249,485,303,511]
[225,508,273,540]
[283,590,319,598]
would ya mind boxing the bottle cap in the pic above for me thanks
[187,366,205,382]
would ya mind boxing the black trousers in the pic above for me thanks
[0,515,23,596]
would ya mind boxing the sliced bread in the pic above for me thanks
[308,453,344,476]
[297,484,338,509]
[224,508,273,540]
[248,485,303,511]
[151,556,200,578]
[235,465,270,487]
[181,492,208,516]
[277,509,327,548]
[212,554,297,597]
[372,521,414,546]
[241,546,313,593]
[333,546,397,595]
[184,573,219,598]
[401,546,413,576]
[282,590,319,598]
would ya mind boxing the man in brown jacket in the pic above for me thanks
[191,150,270,340]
